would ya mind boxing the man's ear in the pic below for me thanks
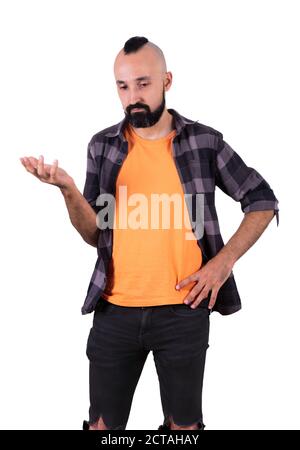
[165,71,173,90]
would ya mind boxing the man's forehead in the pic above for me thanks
[114,52,164,82]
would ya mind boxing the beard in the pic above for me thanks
[124,89,166,128]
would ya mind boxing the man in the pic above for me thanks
[20,36,279,431]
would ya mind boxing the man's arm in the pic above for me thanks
[212,135,279,266]
[214,136,279,226]
[60,182,99,247]
[176,209,275,309]
[62,138,102,247]
[215,209,274,266]
[59,137,103,248]
[175,136,279,309]
[20,154,100,247]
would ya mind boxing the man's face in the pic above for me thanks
[114,46,172,128]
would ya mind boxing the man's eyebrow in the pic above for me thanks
[116,76,151,84]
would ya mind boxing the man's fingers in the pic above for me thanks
[37,155,46,177]
[190,288,211,308]
[176,273,199,290]
[208,287,220,310]
[183,283,205,304]
[50,159,58,178]
[21,156,37,174]
[27,156,38,169]
[21,155,61,184]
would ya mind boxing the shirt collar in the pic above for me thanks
[102,108,198,139]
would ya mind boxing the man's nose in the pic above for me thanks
[128,88,143,108]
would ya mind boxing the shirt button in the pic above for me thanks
[116,158,122,164]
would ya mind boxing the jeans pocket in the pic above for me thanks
[96,298,118,315]
[169,303,210,317]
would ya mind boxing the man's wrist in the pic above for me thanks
[214,247,236,269]
[60,178,76,194]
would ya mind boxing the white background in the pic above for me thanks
[0,0,299,430]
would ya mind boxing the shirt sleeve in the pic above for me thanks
[214,136,279,226]
[82,140,101,215]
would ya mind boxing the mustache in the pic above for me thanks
[128,106,149,113]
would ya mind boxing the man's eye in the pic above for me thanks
[119,84,148,89]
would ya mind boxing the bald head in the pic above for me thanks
[114,37,167,80]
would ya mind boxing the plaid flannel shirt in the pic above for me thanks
[81,108,279,315]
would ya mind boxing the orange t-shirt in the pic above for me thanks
[101,123,202,306]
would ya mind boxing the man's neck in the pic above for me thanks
[129,109,175,140]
